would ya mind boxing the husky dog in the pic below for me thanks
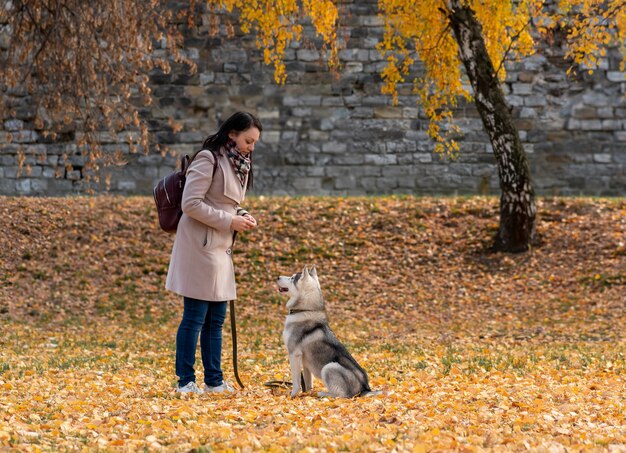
[277,265,377,398]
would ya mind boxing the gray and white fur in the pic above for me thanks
[277,265,377,398]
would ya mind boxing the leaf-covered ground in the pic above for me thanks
[0,195,624,452]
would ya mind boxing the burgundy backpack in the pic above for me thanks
[153,150,217,233]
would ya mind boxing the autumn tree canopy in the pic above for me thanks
[0,0,195,185]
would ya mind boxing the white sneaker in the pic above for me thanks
[204,381,235,393]
[176,382,204,394]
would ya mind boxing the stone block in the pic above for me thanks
[282,96,299,107]
[593,154,612,163]
[24,166,43,177]
[351,107,373,118]
[30,178,49,193]
[382,166,413,177]
[3,166,20,178]
[298,95,322,106]
[372,178,396,192]
[117,180,136,191]
[308,130,329,141]
[344,62,364,73]
[0,178,15,194]
[582,93,610,107]
[211,48,247,63]
[527,129,547,143]
[364,62,388,73]
[595,107,613,118]
[607,72,626,83]
[291,107,312,117]
[364,154,397,165]
[177,131,205,143]
[360,15,384,27]
[334,175,357,189]
[339,49,370,61]
[322,97,345,107]
[322,141,348,153]
[518,72,535,83]
[4,120,24,131]
[506,95,525,107]
[579,120,604,130]
[297,49,320,62]
[512,83,533,95]
[572,104,597,119]
[199,72,215,85]
[402,108,419,119]
[305,167,325,177]
[0,156,14,165]
[524,95,548,107]
[373,107,403,119]
[12,130,38,143]
[602,120,621,130]
[362,96,389,107]
[281,130,298,141]
[388,141,417,152]
[520,107,538,119]
[262,131,281,144]
[566,119,581,130]
[66,170,81,181]
[16,179,32,194]
[343,95,363,107]
[292,177,321,190]
[258,109,280,119]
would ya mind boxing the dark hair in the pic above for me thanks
[200,111,262,190]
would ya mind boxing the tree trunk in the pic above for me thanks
[446,1,536,253]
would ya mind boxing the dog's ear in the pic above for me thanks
[309,265,317,279]
[302,265,309,279]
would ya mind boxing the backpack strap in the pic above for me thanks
[209,149,218,177]
[183,149,219,176]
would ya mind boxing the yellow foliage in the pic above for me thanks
[213,0,624,154]
[552,0,626,72]
[375,0,625,155]
[212,0,339,83]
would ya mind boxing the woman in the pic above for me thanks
[166,111,262,394]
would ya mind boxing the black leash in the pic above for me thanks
[229,230,245,389]
[230,299,244,389]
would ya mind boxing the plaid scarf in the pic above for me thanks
[224,139,251,188]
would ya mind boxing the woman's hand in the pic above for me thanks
[243,213,257,226]
[232,214,257,232]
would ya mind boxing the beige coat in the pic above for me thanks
[166,150,248,301]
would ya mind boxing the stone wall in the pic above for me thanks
[1,0,625,196]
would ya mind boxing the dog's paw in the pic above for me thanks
[316,391,332,398]
[290,389,299,398]
[361,390,383,397]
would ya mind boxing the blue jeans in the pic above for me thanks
[176,297,227,387]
